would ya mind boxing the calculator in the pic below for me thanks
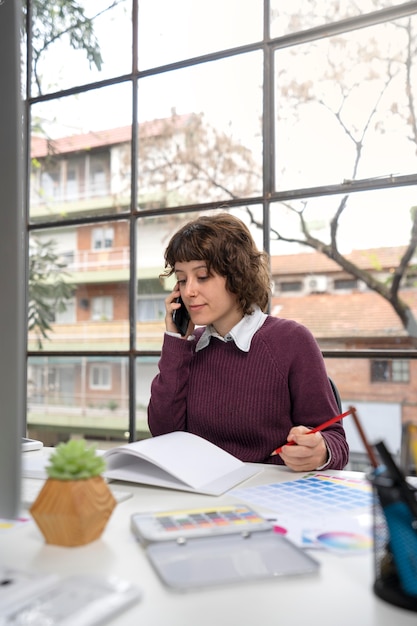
[131,504,272,543]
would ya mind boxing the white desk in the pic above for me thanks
[2,454,416,626]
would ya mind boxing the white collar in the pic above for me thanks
[195,305,267,352]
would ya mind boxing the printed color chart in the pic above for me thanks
[231,474,373,551]
[231,473,372,517]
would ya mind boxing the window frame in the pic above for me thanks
[25,1,417,444]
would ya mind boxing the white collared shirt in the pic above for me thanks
[194,305,267,352]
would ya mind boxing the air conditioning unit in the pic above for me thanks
[304,275,328,293]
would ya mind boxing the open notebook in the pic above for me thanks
[103,431,260,496]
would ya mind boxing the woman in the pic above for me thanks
[148,213,349,471]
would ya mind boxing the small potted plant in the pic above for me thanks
[30,439,116,547]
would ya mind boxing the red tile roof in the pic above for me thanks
[271,246,410,275]
[271,290,417,339]
[31,115,192,158]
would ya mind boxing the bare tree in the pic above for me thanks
[138,112,262,207]
[29,0,122,95]
[264,11,417,337]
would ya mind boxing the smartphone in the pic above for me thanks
[172,296,190,336]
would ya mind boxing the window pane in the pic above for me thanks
[30,84,132,223]
[138,0,263,70]
[270,0,412,37]
[269,187,417,346]
[90,364,111,389]
[371,360,389,382]
[324,357,408,462]
[28,223,130,351]
[93,227,114,250]
[392,360,410,382]
[30,0,132,97]
[137,53,263,207]
[269,187,416,255]
[136,206,264,350]
[275,16,417,190]
[91,296,113,321]
[27,356,129,444]
[136,357,159,438]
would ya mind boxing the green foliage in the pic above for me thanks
[47,439,106,480]
[30,0,104,93]
[28,237,74,348]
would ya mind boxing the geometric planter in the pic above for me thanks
[30,475,117,547]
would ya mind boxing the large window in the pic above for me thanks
[25,1,417,454]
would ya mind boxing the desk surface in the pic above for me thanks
[1,452,416,626]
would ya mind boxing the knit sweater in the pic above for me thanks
[148,316,349,469]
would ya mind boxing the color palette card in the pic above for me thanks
[231,473,372,518]
[231,473,373,552]
[262,510,372,552]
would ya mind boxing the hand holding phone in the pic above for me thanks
[172,296,191,336]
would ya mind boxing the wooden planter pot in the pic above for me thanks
[30,476,117,547]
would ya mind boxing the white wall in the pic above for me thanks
[342,401,402,457]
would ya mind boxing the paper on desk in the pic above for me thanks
[267,512,372,554]
[103,431,261,495]
[0,517,31,531]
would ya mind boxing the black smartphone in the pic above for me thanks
[172,296,191,336]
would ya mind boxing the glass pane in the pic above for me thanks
[275,16,417,190]
[30,84,132,223]
[323,357,413,470]
[136,206,265,350]
[136,356,159,438]
[27,356,129,445]
[28,223,130,351]
[30,0,132,97]
[138,0,262,70]
[269,187,416,255]
[270,0,413,37]
[269,187,417,347]
[137,53,263,207]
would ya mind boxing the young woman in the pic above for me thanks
[148,213,349,471]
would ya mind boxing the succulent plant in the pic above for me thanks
[46,439,106,480]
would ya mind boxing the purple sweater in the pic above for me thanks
[148,316,349,469]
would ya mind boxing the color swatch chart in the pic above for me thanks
[231,473,372,518]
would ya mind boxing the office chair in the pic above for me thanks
[328,376,342,412]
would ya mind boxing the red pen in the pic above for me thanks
[270,408,353,457]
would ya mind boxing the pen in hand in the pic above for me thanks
[270,408,353,457]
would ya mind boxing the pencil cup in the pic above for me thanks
[369,472,417,612]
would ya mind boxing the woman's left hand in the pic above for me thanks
[278,426,328,472]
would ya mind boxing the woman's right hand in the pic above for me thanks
[165,286,194,337]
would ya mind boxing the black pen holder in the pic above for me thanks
[369,471,417,611]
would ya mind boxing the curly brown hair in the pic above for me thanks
[162,213,271,314]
